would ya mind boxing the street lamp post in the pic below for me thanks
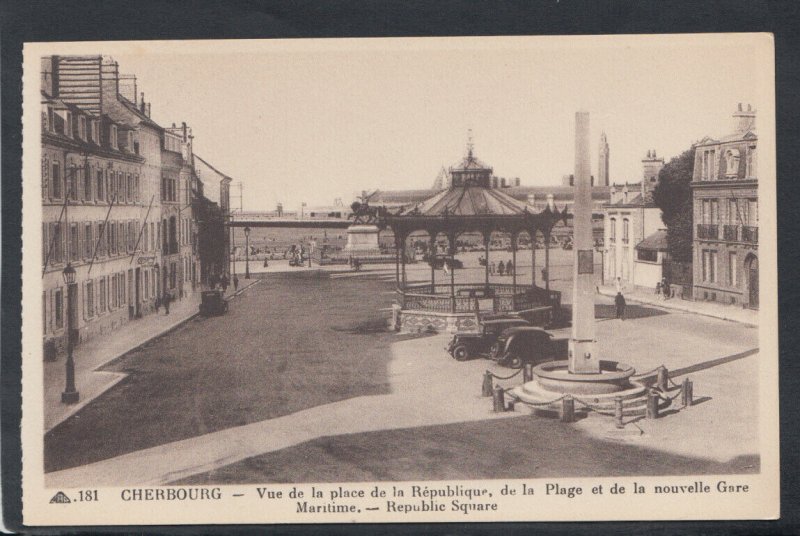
[244,226,251,279]
[61,262,79,404]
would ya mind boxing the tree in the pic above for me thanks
[652,147,695,262]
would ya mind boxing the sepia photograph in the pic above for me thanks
[19,34,778,525]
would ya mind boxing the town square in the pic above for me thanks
[22,35,776,525]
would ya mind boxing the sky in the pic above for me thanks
[106,35,762,210]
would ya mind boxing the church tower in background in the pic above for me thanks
[597,132,610,186]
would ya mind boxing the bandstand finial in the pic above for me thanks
[467,128,474,157]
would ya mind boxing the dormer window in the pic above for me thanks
[91,120,100,144]
[725,148,740,178]
[110,125,118,149]
[128,131,135,152]
[64,112,73,138]
[78,116,87,141]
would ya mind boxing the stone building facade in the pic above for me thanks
[691,104,758,309]
[602,151,665,290]
[40,54,221,356]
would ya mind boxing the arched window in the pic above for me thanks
[609,218,616,240]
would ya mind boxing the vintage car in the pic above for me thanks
[199,290,229,316]
[490,326,554,368]
[447,317,530,361]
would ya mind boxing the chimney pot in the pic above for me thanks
[748,104,752,111]
[738,102,742,111]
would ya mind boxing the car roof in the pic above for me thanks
[499,326,552,336]
[482,318,529,326]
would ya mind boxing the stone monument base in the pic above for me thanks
[511,360,671,417]
[344,224,380,253]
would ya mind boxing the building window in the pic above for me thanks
[134,174,140,202]
[622,219,629,243]
[67,165,78,201]
[78,116,87,141]
[54,289,64,329]
[637,249,658,263]
[128,174,135,203]
[85,280,95,317]
[99,277,107,312]
[110,125,118,149]
[702,250,718,283]
[64,112,73,138]
[746,145,757,178]
[729,252,738,287]
[91,120,100,144]
[69,224,79,261]
[49,222,63,263]
[748,199,758,225]
[96,169,105,201]
[84,223,93,258]
[609,218,616,241]
[51,162,62,199]
[84,166,93,200]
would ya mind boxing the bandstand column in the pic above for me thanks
[394,230,401,289]
[483,231,490,290]
[448,232,456,313]
[401,234,407,288]
[545,229,551,291]
[531,228,537,287]
[511,232,518,306]
[429,233,437,293]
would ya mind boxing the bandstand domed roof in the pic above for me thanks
[408,184,530,217]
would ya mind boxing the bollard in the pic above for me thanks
[492,385,506,413]
[646,389,659,420]
[482,371,494,397]
[560,395,575,423]
[614,397,624,429]
[523,363,534,383]
[656,366,669,392]
[683,378,694,407]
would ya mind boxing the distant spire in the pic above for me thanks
[467,128,474,158]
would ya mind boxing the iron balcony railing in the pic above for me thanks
[697,224,719,240]
[742,225,758,244]
[723,224,739,241]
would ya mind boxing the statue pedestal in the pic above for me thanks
[345,225,380,253]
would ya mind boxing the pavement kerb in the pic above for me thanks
[598,288,757,327]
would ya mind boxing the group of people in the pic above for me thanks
[209,273,239,294]
[488,260,514,276]
[654,277,674,300]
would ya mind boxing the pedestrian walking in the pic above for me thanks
[233,274,239,291]
[615,276,622,293]
[498,260,505,276]
[220,274,229,294]
[506,260,513,276]
[541,267,547,283]
[615,291,626,320]
[263,258,269,268]
[443,259,451,276]
[490,261,496,275]
[655,281,662,296]
[155,295,161,313]
[163,292,171,315]
[661,277,670,300]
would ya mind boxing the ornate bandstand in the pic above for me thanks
[375,143,569,333]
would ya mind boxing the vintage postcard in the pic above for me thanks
[20,34,778,526]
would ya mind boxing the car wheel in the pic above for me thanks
[452,344,469,361]
[504,355,522,369]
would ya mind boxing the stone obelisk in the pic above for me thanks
[569,111,600,374]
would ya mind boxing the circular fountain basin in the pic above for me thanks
[529,360,636,395]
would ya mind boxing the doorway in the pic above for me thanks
[135,267,141,317]
[746,254,758,309]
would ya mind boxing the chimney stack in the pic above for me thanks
[733,102,756,133]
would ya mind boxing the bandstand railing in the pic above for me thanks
[397,283,561,315]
